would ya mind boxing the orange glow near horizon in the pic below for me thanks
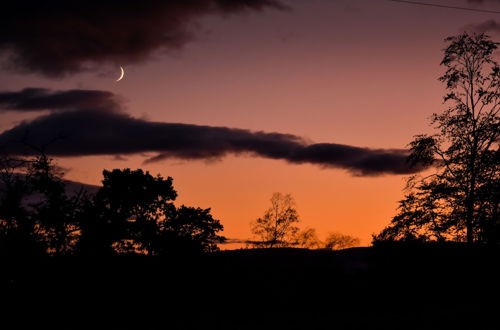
[58,154,409,247]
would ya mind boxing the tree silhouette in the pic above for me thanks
[79,168,225,256]
[0,153,84,256]
[250,192,300,248]
[28,155,84,255]
[95,169,177,255]
[153,205,225,254]
[375,33,500,244]
[293,228,321,249]
[0,156,227,257]
[0,154,41,257]
[323,232,360,250]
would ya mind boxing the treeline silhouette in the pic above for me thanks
[0,153,225,258]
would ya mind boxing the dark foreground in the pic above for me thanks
[2,245,500,329]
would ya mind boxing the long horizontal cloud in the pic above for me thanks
[0,88,120,112]
[0,0,284,77]
[0,88,424,176]
[467,0,500,3]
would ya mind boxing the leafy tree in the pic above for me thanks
[154,205,225,254]
[375,33,500,244]
[1,157,226,257]
[250,192,300,248]
[79,169,177,255]
[30,155,90,255]
[323,232,360,250]
[80,168,225,255]
[0,154,85,256]
[0,154,42,257]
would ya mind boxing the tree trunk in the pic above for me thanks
[466,175,476,244]
[466,200,474,244]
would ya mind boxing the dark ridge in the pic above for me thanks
[2,245,499,329]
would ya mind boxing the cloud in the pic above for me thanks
[0,88,121,112]
[462,1,500,34]
[0,0,284,77]
[466,19,500,34]
[0,88,425,176]
[467,0,500,3]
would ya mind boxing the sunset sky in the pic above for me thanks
[1,0,499,246]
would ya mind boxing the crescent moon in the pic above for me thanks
[116,66,125,82]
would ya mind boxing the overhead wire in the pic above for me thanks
[388,0,500,14]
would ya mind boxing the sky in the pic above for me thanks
[1,0,499,247]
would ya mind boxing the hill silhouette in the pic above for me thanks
[2,245,499,329]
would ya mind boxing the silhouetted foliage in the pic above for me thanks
[153,205,225,254]
[0,154,225,257]
[292,229,360,250]
[79,168,225,256]
[0,154,84,257]
[323,232,360,250]
[28,155,84,255]
[0,155,41,257]
[79,169,178,255]
[250,192,300,248]
[375,33,500,244]
[293,227,321,249]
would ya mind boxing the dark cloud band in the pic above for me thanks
[467,0,500,3]
[0,88,425,176]
[0,0,284,77]
[0,88,120,112]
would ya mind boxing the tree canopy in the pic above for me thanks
[0,155,226,257]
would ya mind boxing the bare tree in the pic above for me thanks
[250,192,300,248]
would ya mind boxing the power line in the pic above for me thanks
[389,0,500,14]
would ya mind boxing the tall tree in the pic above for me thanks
[28,155,83,255]
[0,153,85,256]
[375,33,500,244]
[0,154,42,257]
[250,192,300,248]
